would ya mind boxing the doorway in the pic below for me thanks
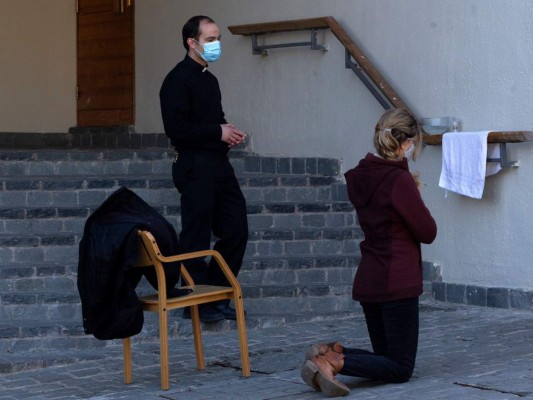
[76,0,135,127]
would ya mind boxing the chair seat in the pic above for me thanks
[139,285,234,308]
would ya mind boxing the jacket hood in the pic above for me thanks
[344,153,409,208]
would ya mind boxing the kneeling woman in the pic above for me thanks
[302,108,437,397]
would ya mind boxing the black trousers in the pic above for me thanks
[172,151,248,301]
[340,297,419,383]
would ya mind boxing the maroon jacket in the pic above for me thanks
[344,153,437,302]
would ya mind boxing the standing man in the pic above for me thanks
[159,15,248,322]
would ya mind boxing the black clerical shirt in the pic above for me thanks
[159,55,228,153]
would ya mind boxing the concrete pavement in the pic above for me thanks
[0,301,532,400]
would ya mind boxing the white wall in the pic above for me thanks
[0,0,76,132]
[136,0,533,291]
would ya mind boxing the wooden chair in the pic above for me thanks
[123,230,250,390]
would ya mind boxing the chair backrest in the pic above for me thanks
[135,230,170,298]
[136,234,156,267]
[135,230,197,287]
[135,230,242,290]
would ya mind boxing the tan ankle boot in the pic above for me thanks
[301,354,349,397]
[305,341,344,361]
[319,350,345,374]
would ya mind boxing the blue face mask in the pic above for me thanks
[194,40,222,63]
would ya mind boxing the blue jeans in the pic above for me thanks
[340,297,419,383]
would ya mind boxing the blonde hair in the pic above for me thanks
[373,108,423,161]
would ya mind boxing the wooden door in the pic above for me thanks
[77,0,135,127]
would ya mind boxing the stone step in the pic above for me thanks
[0,234,358,273]
[242,281,354,300]
[0,130,169,150]
[0,347,105,374]
[239,255,359,294]
[0,233,77,247]
[1,252,359,303]
[2,301,356,340]
[0,252,359,292]
[0,221,358,249]
[1,211,358,324]
[0,216,354,243]
[1,261,357,306]
[0,202,355,234]
[0,173,340,189]
[0,151,174,178]
[0,184,346,209]
[0,199,351,221]
[0,262,74,279]
[241,253,359,269]
[1,281,357,319]
[0,292,351,320]
[0,179,349,203]
[0,149,341,178]
[0,229,357,248]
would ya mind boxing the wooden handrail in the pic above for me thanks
[423,131,533,146]
[228,16,414,116]
[228,17,330,35]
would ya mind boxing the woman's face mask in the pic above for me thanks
[403,141,415,160]
[194,40,222,63]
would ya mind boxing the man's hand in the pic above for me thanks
[221,123,246,147]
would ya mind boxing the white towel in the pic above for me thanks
[438,131,500,199]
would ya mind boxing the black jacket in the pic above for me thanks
[159,55,228,153]
[77,187,181,340]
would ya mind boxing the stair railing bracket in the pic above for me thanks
[487,143,520,168]
[251,30,328,56]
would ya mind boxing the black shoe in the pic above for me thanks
[182,305,224,323]
[167,287,193,298]
[214,304,245,320]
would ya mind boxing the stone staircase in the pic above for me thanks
[0,145,363,371]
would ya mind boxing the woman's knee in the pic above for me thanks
[389,366,414,383]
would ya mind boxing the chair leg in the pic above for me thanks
[159,310,170,390]
[123,337,132,384]
[234,296,251,377]
[191,305,206,370]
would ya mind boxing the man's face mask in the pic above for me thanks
[194,40,222,63]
